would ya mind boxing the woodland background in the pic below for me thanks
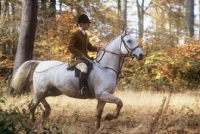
[0,0,199,91]
[1,0,200,133]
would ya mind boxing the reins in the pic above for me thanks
[34,63,66,73]
[99,48,120,56]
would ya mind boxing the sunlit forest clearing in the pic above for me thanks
[1,0,200,133]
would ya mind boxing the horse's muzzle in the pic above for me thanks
[137,53,144,60]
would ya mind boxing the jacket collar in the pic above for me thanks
[76,28,87,36]
[79,27,85,35]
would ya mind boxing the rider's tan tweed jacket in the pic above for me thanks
[67,28,97,67]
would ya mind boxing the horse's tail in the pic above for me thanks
[11,60,42,93]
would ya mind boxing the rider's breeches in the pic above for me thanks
[76,62,88,91]
[75,62,88,73]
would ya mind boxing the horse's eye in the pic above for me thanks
[127,40,131,43]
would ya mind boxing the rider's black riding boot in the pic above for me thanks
[79,72,89,95]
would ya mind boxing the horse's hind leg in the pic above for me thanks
[41,99,51,119]
[98,91,123,121]
[29,92,46,121]
[29,99,38,122]
[96,100,106,129]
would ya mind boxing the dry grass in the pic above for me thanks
[1,89,200,133]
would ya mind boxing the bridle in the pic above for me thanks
[120,34,141,58]
[95,33,141,76]
[98,34,141,57]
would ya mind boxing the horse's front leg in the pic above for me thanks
[99,91,123,121]
[96,100,106,129]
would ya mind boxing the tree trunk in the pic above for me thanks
[117,0,127,31]
[1,0,8,21]
[49,0,56,17]
[117,0,121,16]
[3,0,8,17]
[199,0,200,39]
[50,0,56,9]
[11,1,16,57]
[11,0,38,93]
[121,0,127,30]
[14,0,38,71]
[1,0,9,59]
[186,0,194,37]
[60,0,62,14]
[176,2,182,45]
[136,0,152,45]
[0,0,1,16]
[136,0,144,45]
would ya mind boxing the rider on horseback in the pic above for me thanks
[67,14,99,95]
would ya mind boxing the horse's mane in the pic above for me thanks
[103,35,120,49]
[96,35,120,58]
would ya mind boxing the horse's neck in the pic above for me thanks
[97,36,124,73]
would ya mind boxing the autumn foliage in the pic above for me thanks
[1,11,200,92]
[124,43,200,91]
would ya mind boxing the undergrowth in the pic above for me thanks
[149,91,200,133]
[0,96,31,133]
[120,45,200,92]
[1,91,200,133]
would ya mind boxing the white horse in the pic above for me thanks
[11,30,144,129]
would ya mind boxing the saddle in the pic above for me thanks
[67,63,93,77]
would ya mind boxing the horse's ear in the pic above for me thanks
[122,27,130,35]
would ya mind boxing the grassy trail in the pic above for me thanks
[1,90,200,133]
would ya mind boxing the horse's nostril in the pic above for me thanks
[139,54,144,60]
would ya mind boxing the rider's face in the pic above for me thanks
[81,23,90,30]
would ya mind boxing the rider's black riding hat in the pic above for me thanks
[77,14,91,25]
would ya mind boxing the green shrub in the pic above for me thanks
[120,45,200,91]
[0,98,31,133]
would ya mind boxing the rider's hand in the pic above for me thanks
[97,47,101,51]
[81,55,86,59]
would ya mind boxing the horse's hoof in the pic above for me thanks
[42,111,50,119]
[105,113,113,121]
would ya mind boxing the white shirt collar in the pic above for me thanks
[79,27,85,35]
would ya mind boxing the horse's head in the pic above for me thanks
[120,30,144,60]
